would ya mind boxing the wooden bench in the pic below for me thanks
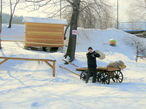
[0,57,56,77]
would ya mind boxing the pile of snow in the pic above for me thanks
[66,28,146,60]
[23,17,67,25]
[76,28,136,55]
[0,24,146,109]
[1,24,25,41]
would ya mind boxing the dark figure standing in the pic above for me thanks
[86,47,100,83]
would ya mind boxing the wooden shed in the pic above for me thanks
[23,17,67,48]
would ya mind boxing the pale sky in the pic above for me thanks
[2,0,134,22]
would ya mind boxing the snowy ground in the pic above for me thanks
[0,24,146,109]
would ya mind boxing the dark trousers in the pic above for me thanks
[86,67,97,83]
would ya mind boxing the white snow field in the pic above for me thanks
[0,24,146,109]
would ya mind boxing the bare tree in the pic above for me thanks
[25,0,112,61]
[62,0,113,29]
[127,0,146,22]
[64,0,80,61]
[8,0,21,28]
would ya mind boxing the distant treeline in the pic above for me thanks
[2,13,23,24]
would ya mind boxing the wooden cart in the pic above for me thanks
[76,65,126,84]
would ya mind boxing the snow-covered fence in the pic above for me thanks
[119,22,146,32]
[123,34,146,62]
[136,45,146,62]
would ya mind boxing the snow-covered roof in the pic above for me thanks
[23,17,67,25]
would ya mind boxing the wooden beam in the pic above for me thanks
[1,40,24,42]
[53,61,56,77]
[26,39,64,44]
[26,35,63,39]
[44,61,56,77]
[62,59,79,67]
[27,26,63,32]
[44,61,53,68]
[26,38,63,42]
[0,59,8,65]
[27,31,63,36]
[0,57,56,62]
[59,65,80,77]
[24,22,65,27]
[25,42,64,47]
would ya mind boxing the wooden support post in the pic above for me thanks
[44,61,53,68]
[0,57,55,62]
[52,61,55,77]
[0,59,8,65]
[44,60,56,77]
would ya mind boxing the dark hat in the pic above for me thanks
[88,47,93,50]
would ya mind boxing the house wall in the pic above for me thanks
[24,22,64,47]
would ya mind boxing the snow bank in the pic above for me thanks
[65,28,139,60]
[0,41,146,109]
[2,24,145,59]
[1,24,25,41]
[0,24,146,109]
[23,17,67,25]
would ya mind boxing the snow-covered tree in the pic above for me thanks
[3,0,25,28]
[127,0,146,22]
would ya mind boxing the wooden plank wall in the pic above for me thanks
[25,22,64,47]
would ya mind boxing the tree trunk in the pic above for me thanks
[64,23,70,40]
[8,14,13,28]
[64,0,80,62]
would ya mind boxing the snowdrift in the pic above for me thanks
[0,24,146,109]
